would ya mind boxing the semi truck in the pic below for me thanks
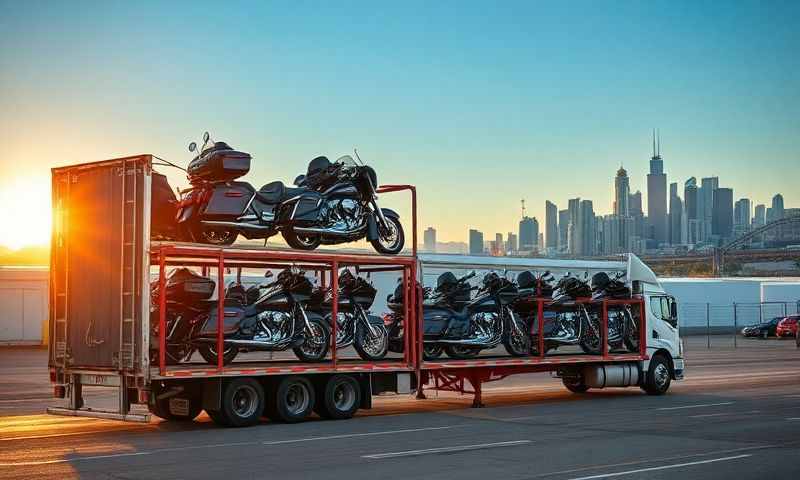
[47,155,684,426]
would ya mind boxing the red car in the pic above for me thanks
[776,315,799,338]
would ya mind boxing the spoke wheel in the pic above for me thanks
[354,321,389,361]
[370,215,404,254]
[503,309,531,357]
[282,229,321,250]
[292,317,331,362]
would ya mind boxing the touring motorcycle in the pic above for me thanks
[589,271,640,352]
[307,269,389,360]
[149,267,331,366]
[385,271,530,359]
[513,271,603,354]
[153,132,405,254]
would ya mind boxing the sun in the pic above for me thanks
[0,179,52,250]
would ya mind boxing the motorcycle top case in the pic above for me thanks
[187,142,252,182]
[165,268,216,302]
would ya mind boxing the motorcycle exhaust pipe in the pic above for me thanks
[195,338,293,349]
[201,221,274,231]
[293,226,352,237]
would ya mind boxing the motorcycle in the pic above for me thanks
[514,271,602,355]
[155,132,405,254]
[149,267,331,366]
[385,270,530,360]
[590,271,640,352]
[307,269,389,361]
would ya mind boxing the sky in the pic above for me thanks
[1,1,798,249]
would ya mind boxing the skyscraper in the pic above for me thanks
[668,182,683,245]
[577,200,596,256]
[469,229,484,255]
[698,176,719,242]
[646,130,668,244]
[769,194,785,221]
[614,167,630,216]
[506,232,517,253]
[423,227,436,252]
[519,217,538,252]
[558,209,569,252]
[567,198,580,254]
[712,187,733,241]
[545,201,558,249]
[753,204,766,227]
[684,177,699,244]
[628,190,646,242]
[734,198,752,238]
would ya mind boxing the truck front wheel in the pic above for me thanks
[641,354,672,395]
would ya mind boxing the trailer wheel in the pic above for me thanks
[641,354,672,396]
[217,378,265,427]
[314,375,360,420]
[562,375,589,393]
[266,377,315,423]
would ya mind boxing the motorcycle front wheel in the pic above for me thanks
[370,216,405,255]
[503,310,531,357]
[293,317,331,362]
[579,318,602,354]
[354,322,389,361]
[282,229,321,250]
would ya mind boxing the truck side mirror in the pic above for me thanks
[670,301,678,319]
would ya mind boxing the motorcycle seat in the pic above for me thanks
[257,181,305,204]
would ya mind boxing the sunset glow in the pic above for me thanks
[0,179,51,250]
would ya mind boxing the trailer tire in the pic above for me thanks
[266,377,315,423]
[641,354,672,396]
[314,375,360,420]
[217,378,264,427]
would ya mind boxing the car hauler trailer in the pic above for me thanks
[47,154,684,426]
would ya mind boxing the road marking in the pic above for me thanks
[787,417,800,421]
[0,452,150,467]
[565,454,752,480]
[658,401,734,411]
[690,410,760,419]
[0,427,149,442]
[363,440,531,459]
[261,424,471,445]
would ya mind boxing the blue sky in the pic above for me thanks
[1,0,798,245]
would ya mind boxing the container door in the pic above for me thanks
[49,156,150,373]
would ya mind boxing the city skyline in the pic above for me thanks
[425,131,795,250]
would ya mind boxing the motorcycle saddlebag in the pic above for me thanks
[288,191,322,223]
[165,268,216,301]
[150,171,179,239]
[423,309,470,338]
[202,182,254,219]
[200,305,245,336]
[187,142,251,182]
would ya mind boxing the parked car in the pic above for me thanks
[776,315,799,338]
[741,317,782,338]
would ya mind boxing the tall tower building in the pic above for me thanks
[684,177,699,244]
[614,167,630,216]
[519,217,538,252]
[646,130,668,244]
[577,200,596,256]
[423,227,436,252]
[558,209,569,252]
[770,194,785,221]
[753,204,766,227]
[469,229,484,255]
[567,198,580,254]
[698,176,719,242]
[734,198,752,238]
[545,201,558,249]
[712,187,733,241]
[668,182,683,245]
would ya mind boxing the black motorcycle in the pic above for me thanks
[158,132,404,254]
[307,270,389,360]
[150,267,331,366]
[385,271,530,360]
[590,271,640,352]
[514,271,602,355]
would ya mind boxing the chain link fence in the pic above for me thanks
[678,301,800,348]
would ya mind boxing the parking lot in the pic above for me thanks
[1,336,798,480]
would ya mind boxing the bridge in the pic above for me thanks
[712,214,800,276]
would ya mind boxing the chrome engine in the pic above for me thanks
[321,199,366,232]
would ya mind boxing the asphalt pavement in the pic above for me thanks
[1,336,798,480]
